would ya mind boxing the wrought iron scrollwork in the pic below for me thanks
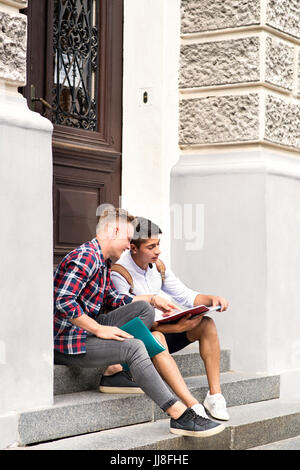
[52,0,99,131]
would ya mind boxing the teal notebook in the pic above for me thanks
[120,317,165,370]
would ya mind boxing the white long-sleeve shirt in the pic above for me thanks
[111,250,199,320]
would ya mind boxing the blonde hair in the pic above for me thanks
[96,207,135,234]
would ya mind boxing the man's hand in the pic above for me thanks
[95,325,134,342]
[70,313,133,342]
[172,314,204,333]
[194,294,229,312]
[151,295,179,315]
[209,295,229,312]
[152,312,205,334]
[132,294,178,315]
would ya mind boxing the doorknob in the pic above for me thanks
[30,84,53,111]
[32,97,53,110]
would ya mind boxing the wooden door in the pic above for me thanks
[22,0,123,265]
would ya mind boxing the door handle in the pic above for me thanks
[30,84,53,111]
[31,97,53,110]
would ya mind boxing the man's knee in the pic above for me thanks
[198,316,218,334]
[202,316,217,331]
[152,330,167,348]
[188,315,218,342]
[128,337,147,351]
[123,337,148,364]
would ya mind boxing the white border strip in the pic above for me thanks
[181,25,300,47]
[172,147,300,180]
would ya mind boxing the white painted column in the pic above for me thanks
[122,0,180,263]
[172,0,300,396]
[0,0,53,449]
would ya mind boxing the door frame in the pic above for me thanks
[22,0,124,265]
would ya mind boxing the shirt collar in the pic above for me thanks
[128,251,151,275]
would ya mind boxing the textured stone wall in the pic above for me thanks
[181,0,260,33]
[179,0,300,152]
[298,53,300,95]
[180,37,260,88]
[180,35,296,92]
[266,0,300,39]
[179,94,260,145]
[0,9,27,84]
[265,36,294,91]
[265,95,300,148]
[181,0,300,38]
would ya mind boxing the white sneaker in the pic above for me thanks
[191,403,209,418]
[203,391,230,421]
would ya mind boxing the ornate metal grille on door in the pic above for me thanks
[52,0,99,131]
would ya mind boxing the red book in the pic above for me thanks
[156,305,221,324]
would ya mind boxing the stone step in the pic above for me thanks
[54,345,231,395]
[17,371,279,446]
[250,434,300,450]
[20,399,300,450]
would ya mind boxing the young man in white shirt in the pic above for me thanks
[111,217,230,421]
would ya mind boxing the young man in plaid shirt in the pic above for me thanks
[53,208,224,437]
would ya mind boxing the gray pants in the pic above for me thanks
[54,301,177,411]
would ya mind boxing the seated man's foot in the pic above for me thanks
[191,403,209,418]
[170,408,225,437]
[204,391,230,421]
[99,370,144,394]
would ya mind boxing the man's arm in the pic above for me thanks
[133,294,177,314]
[54,252,97,321]
[110,271,155,306]
[152,294,229,334]
[153,294,229,333]
[69,314,134,341]
[193,293,229,312]
[161,267,199,308]
[110,271,177,313]
[152,314,205,334]
[162,267,229,312]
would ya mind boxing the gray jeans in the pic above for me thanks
[54,300,177,411]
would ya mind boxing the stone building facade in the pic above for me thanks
[173,0,300,391]
[179,0,300,149]
[0,0,300,448]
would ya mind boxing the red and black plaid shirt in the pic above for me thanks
[54,238,133,354]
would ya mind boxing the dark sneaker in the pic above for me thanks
[170,408,225,437]
[99,370,144,394]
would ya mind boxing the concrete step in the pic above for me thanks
[250,434,300,450]
[20,399,300,450]
[54,345,231,395]
[17,371,279,446]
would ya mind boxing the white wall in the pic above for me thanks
[266,172,300,374]
[170,148,300,392]
[122,0,180,263]
[0,91,53,447]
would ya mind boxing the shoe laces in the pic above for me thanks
[188,408,214,426]
[122,370,134,382]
